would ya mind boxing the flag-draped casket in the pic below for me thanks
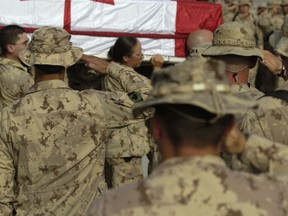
[0,0,222,58]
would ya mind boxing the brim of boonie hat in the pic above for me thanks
[238,3,252,6]
[133,91,257,117]
[19,46,83,68]
[275,36,288,57]
[202,45,263,60]
[269,30,283,49]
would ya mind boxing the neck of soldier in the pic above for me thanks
[35,69,65,83]
[226,68,249,85]
[159,138,221,161]
[6,53,21,64]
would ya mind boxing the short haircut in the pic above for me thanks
[154,104,233,148]
[0,25,26,55]
[108,37,138,63]
[34,64,65,74]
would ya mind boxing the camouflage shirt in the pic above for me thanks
[0,63,151,215]
[231,84,264,125]
[101,64,153,157]
[0,57,34,109]
[88,135,288,216]
[241,81,288,145]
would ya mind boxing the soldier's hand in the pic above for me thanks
[222,124,246,155]
[150,54,164,71]
[81,54,109,74]
[261,50,282,75]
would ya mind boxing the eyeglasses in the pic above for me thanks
[132,49,145,58]
[11,40,29,47]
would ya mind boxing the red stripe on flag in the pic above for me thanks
[92,0,114,5]
[64,0,72,32]
[175,1,222,57]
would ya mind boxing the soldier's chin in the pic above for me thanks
[135,61,143,68]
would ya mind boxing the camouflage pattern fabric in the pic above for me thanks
[241,82,288,145]
[0,63,151,215]
[88,134,288,216]
[0,57,34,109]
[101,64,158,187]
[232,13,264,48]
[258,11,283,36]
[224,84,264,171]
[19,26,83,68]
[105,157,144,188]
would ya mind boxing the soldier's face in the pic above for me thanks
[282,5,288,14]
[238,5,250,14]
[123,40,144,68]
[9,33,29,59]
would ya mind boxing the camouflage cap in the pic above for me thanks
[202,22,263,60]
[19,26,83,68]
[237,0,252,6]
[257,2,267,8]
[133,58,256,117]
[281,0,288,5]
[269,16,288,48]
[267,0,281,7]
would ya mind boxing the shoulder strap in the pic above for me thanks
[259,90,288,102]
[232,12,239,21]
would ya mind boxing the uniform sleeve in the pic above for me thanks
[241,109,268,139]
[0,116,16,215]
[240,134,288,175]
[87,195,106,216]
[105,63,151,97]
[0,71,34,107]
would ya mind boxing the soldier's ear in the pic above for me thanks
[6,44,15,54]
[123,55,129,64]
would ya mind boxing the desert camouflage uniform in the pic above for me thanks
[88,58,288,216]
[258,10,283,36]
[0,57,34,109]
[89,135,288,216]
[0,62,151,216]
[101,64,156,188]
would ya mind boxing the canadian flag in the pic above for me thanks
[0,0,222,58]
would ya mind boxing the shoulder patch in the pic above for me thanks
[128,92,143,102]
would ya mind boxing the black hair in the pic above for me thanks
[34,64,65,74]
[108,37,138,63]
[154,104,233,148]
[0,25,26,55]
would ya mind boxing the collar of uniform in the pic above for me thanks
[141,156,227,203]
[27,80,70,94]
[0,57,28,72]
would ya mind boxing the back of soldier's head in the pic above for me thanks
[186,29,213,59]
[186,29,213,51]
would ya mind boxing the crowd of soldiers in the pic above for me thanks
[2,0,288,215]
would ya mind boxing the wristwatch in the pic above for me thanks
[277,63,286,78]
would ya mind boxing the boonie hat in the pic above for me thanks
[237,0,252,6]
[133,58,257,118]
[267,0,281,7]
[202,22,263,60]
[281,0,288,5]
[19,26,83,68]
